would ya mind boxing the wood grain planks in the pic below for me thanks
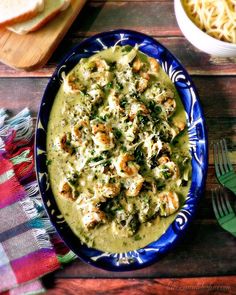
[0,36,236,76]
[43,277,236,294]
[71,1,179,37]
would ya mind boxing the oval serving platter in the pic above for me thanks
[35,29,208,271]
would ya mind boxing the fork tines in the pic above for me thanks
[212,188,235,222]
[213,139,233,177]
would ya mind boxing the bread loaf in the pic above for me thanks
[0,0,44,27]
[8,0,71,34]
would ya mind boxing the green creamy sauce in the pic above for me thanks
[47,46,191,253]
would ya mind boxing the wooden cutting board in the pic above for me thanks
[0,0,86,71]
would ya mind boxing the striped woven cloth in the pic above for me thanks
[0,109,76,295]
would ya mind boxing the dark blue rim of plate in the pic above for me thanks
[35,29,208,271]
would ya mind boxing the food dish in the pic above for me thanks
[35,30,208,270]
[182,0,236,44]
[47,45,192,253]
[175,0,236,57]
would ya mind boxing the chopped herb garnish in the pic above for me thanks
[90,156,104,162]
[122,46,132,52]
[89,112,97,120]
[105,81,113,89]
[109,178,116,184]
[134,146,145,165]
[134,234,142,241]
[113,127,122,140]
[142,194,150,204]
[130,215,140,234]
[130,92,140,100]
[150,155,158,169]
[99,115,108,122]
[121,145,127,152]
[100,199,123,218]
[68,178,76,186]
[103,159,111,166]
[161,165,172,179]
[67,173,79,186]
[148,100,162,121]
[116,82,123,91]
[102,150,111,157]
[120,98,127,108]
[138,114,149,125]
[156,180,165,191]
[46,159,52,166]
[109,62,116,71]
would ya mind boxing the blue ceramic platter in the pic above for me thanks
[35,30,208,271]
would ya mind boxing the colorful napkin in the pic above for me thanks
[0,109,76,295]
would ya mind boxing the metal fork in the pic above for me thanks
[212,188,236,237]
[213,139,236,195]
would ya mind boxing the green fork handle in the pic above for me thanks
[223,184,236,196]
[220,174,236,196]
[229,186,236,196]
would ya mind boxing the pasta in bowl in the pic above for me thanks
[175,0,236,56]
[35,30,208,270]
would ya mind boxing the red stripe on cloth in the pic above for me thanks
[0,156,26,209]
[0,130,35,183]
[11,148,35,182]
[4,131,31,154]
[0,156,13,175]
[0,290,9,295]
[5,145,35,183]
[51,235,71,256]
[0,179,25,209]
[3,132,35,183]
[12,249,60,284]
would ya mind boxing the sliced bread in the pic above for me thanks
[8,0,71,35]
[0,0,44,27]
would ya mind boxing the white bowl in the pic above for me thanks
[174,0,236,57]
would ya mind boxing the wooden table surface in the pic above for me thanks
[1,0,236,294]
